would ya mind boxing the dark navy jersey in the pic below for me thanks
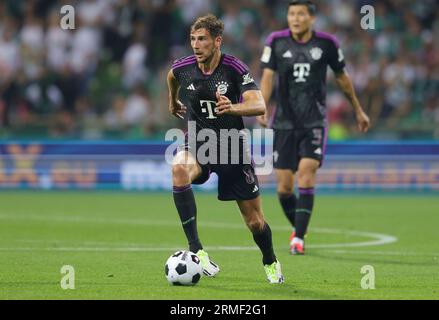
[172,53,259,135]
[172,53,259,164]
[261,29,346,129]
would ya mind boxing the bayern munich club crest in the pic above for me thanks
[243,166,255,184]
[216,81,229,95]
[310,47,323,61]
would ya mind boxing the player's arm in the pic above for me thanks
[167,69,186,119]
[215,90,266,117]
[257,68,275,127]
[334,70,370,133]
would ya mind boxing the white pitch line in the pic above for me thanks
[325,250,439,257]
[0,247,184,252]
[10,228,398,250]
[0,246,259,252]
[307,228,398,249]
[1,247,438,258]
[0,213,398,249]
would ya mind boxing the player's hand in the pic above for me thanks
[169,100,187,119]
[356,109,370,133]
[257,114,268,128]
[215,92,234,115]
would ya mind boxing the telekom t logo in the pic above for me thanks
[293,63,311,83]
[200,100,217,119]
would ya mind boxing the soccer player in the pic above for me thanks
[258,0,370,255]
[167,14,284,283]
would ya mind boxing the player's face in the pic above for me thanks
[287,5,315,35]
[190,28,222,64]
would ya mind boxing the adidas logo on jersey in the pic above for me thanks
[283,50,293,58]
[253,185,259,193]
[187,84,196,91]
[315,148,322,155]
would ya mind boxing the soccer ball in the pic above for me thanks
[165,250,203,286]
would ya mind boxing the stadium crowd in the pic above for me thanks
[0,0,438,140]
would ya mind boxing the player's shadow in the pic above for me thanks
[307,251,438,267]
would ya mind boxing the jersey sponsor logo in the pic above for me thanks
[200,100,217,119]
[187,83,196,91]
[261,46,272,63]
[216,81,229,95]
[293,63,311,83]
[242,73,255,85]
[310,47,323,61]
[282,50,293,58]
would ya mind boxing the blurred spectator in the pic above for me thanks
[0,19,20,83]
[103,86,151,136]
[104,95,126,132]
[0,0,437,140]
[46,10,71,72]
[123,86,150,128]
[122,28,148,89]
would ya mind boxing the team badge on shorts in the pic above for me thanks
[273,151,279,163]
[243,166,255,184]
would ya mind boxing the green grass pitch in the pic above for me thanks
[0,191,438,300]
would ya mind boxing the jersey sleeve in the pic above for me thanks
[327,39,346,74]
[228,58,259,95]
[171,55,195,82]
[236,67,259,95]
[171,61,182,83]
[260,34,277,71]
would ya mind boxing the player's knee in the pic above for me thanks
[277,185,293,195]
[246,215,265,233]
[275,171,294,194]
[172,164,190,185]
[297,170,316,187]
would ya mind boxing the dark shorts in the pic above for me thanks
[273,127,327,172]
[192,163,260,201]
[178,138,260,201]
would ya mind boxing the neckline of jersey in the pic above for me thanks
[290,30,315,45]
[196,53,225,77]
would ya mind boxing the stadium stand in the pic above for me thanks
[0,0,438,140]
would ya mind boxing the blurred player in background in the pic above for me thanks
[258,0,370,254]
[167,15,284,283]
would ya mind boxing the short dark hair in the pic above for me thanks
[191,14,224,38]
[289,0,317,16]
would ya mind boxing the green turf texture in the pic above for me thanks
[0,192,438,300]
